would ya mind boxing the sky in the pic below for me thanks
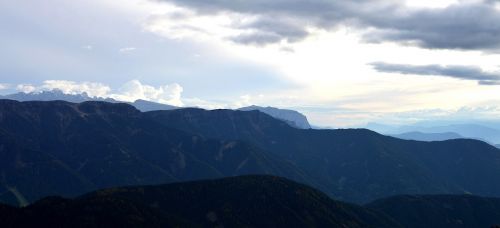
[2,0,500,127]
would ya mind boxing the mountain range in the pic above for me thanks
[0,100,311,206]
[390,131,464,142]
[0,90,311,129]
[368,121,500,145]
[1,100,500,207]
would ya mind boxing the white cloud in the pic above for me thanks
[16,84,36,93]
[183,97,227,109]
[40,80,111,98]
[13,80,183,106]
[110,80,184,106]
[16,81,110,97]
[233,94,252,108]
[119,47,137,53]
[144,6,255,45]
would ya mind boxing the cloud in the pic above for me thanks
[148,0,382,46]
[183,94,255,109]
[16,84,37,93]
[183,97,226,109]
[12,80,263,109]
[229,16,310,45]
[151,0,500,51]
[119,47,137,53]
[362,1,500,50]
[39,80,112,97]
[371,62,500,85]
[0,83,9,90]
[110,80,184,106]
[14,80,184,106]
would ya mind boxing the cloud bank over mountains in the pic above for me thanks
[3,79,500,128]
[1,80,257,109]
[16,81,111,97]
[9,80,184,107]
[151,0,500,51]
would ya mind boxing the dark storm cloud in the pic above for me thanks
[370,62,500,85]
[152,0,398,45]
[363,2,500,50]
[154,0,500,51]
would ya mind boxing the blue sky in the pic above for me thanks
[2,0,500,127]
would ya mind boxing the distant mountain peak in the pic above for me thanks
[0,89,115,103]
[131,99,178,112]
[238,105,311,129]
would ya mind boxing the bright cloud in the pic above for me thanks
[40,80,111,98]
[111,80,184,106]
[13,80,184,106]
[11,80,260,109]
[16,84,37,93]
[15,81,110,98]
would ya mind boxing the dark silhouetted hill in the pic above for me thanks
[0,176,400,228]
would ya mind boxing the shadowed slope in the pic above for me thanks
[0,175,400,228]
[0,100,308,206]
[367,194,500,228]
[146,108,500,203]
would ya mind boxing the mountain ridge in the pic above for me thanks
[1,90,312,129]
[390,131,463,141]
[0,175,401,228]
